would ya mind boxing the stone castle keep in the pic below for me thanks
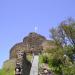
[10,32,46,59]
[3,32,56,75]
[3,32,48,74]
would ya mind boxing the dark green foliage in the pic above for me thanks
[51,58,62,67]
[22,52,31,75]
[48,18,75,75]
[65,46,74,62]
[41,55,48,64]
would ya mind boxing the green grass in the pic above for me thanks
[27,54,33,62]
[0,68,14,75]
[0,59,16,75]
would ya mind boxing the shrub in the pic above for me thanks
[41,55,48,64]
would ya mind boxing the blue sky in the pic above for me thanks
[0,0,75,68]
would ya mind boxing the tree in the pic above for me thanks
[60,18,75,52]
[49,18,75,75]
[50,26,65,49]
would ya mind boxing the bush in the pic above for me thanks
[0,68,15,75]
[0,69,7,75]
[62,64,75,75]
[41,55,48,64]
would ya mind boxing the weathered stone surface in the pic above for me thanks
[39,64,53,75]
[10,42,26,59]
[10,32,46,59]
[42,40,57,52]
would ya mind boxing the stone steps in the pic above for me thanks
[30,55,39,75]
